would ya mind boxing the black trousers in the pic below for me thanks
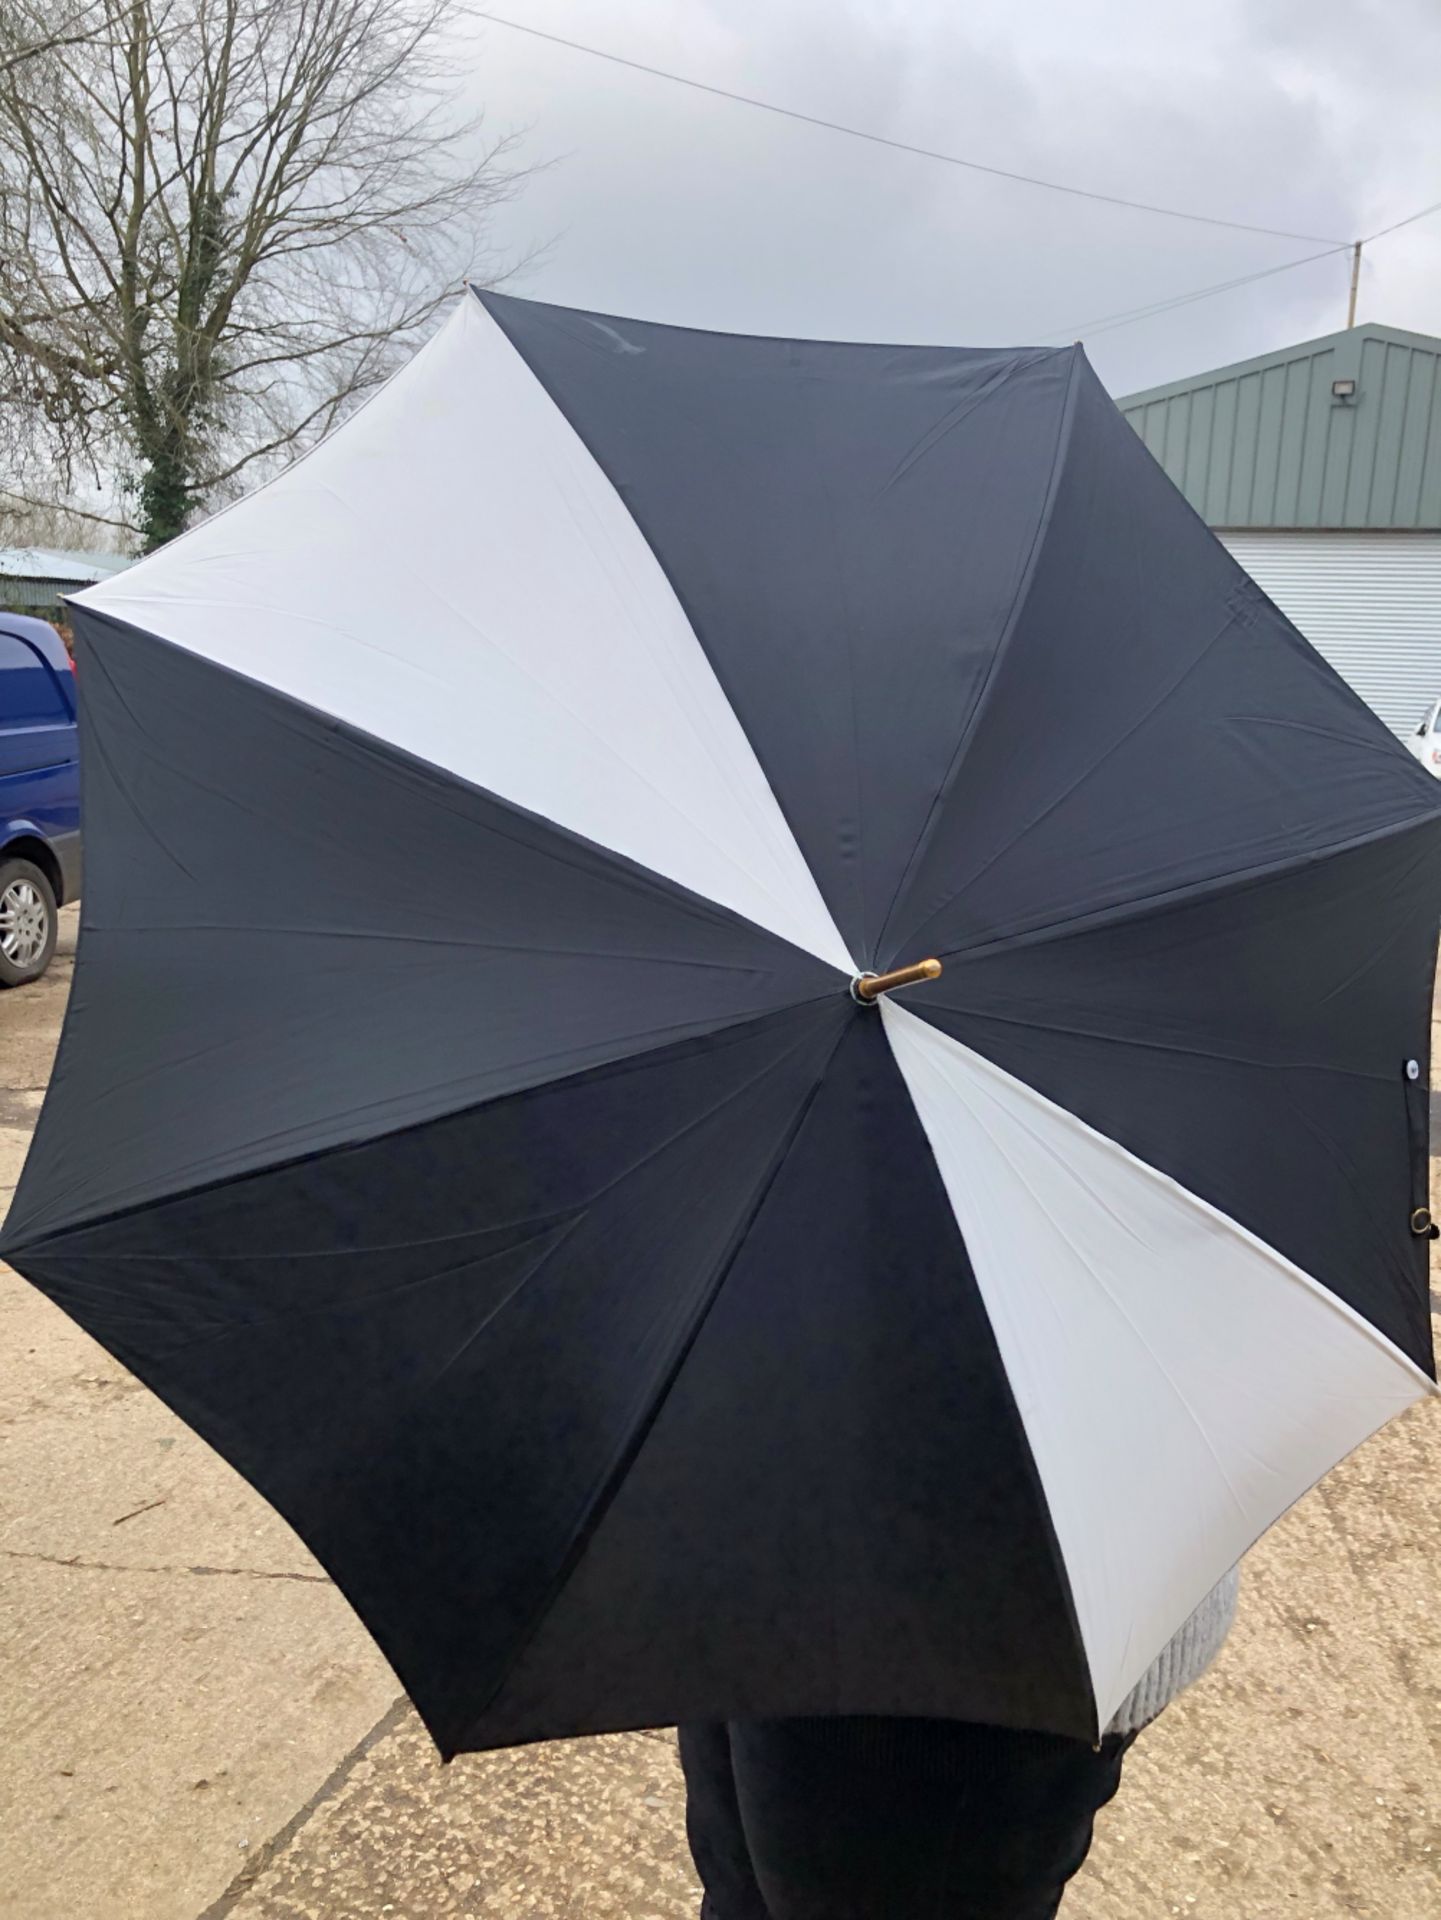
[678,1717,1135,1920]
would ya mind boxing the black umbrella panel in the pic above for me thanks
[4,290,1439,1758]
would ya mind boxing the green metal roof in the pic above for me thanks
[1117,323,1441,530]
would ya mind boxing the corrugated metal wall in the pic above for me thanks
[0,577,71,615]
[1120,325,1441,531]
[1220,530,1441,734]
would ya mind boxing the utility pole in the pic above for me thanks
[1346,241,1362,328]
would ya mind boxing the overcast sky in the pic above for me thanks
[455,0,1441,394]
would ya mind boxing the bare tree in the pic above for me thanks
[0,0,522,548]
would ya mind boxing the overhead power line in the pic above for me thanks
[472,10,1348,247]
[1362,199,1441,243]
[1050,198,1440,342]
[1046,245,1351,343]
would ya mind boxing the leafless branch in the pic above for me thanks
[0,0,527,546]
[0,483,136,537]
[0,0,111,77]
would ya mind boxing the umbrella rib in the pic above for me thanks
[317,412,837,957]
[24,1011,849,1372]
[960,1069,1254,1530]
[922,1006,1425,1319]
[935,808,1441,967]
[800,358,870,961]
[449,1017,852,1752]
[422,1010,846,1393]
[869,348,1083,963]
[925,1002,1403,1084]
[49,1211,576,1267]
[1285,1100,1427,1325]
[143,1223,583,1360]
[80,922,801,975]
[424,1214,591,1393]
[84,608,849,980]
[77,650,202,886]
[38,1011,838,1267]
[893,598,1248,957]
[534,435,830,939]
[898,1007,1439,1392]
[872,353,1053,500]
[8,993,842,1257]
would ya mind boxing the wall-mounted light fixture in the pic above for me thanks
[1331,377,1357,403]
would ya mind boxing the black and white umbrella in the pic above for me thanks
[5,291,1440,1757]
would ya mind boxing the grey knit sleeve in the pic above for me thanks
[1105,1565,1241,1735]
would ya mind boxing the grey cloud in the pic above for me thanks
[463,1,1440,394]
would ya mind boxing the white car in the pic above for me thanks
[1407,699,1441,776]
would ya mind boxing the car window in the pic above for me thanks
[0,631,73,727]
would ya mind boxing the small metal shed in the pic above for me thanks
[1119,323,1441,734]
[0,547,133,619]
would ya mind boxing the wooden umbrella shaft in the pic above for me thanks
[853,958,943,1001]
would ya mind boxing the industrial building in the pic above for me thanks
[1120,322,1441,735]
[0,547,132,621]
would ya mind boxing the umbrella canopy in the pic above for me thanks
[5,289,1440,1758]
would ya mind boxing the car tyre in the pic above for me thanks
[0,858,58,987]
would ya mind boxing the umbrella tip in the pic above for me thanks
[852,958,943,1004]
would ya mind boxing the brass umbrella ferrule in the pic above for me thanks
[851,958,943,1004]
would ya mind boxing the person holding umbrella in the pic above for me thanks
[4,291,1438,1918]
[678,1568,1239,1917]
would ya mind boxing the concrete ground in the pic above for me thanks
[1,907,1438,1918]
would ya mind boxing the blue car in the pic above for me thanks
[0,613,81,984]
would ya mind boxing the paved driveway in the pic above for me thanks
[2,910,1438,1918]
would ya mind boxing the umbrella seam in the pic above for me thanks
[871,347,1084,966]
[78,589,854,981]
[481,292,860,973]
[893,1006,1439,1394]
[64,609,856,984]
[917,1002,1409,1083]
[447,1015,853,1754]
[935,807,1441,964]
[894,599,1250,954]
[879,1001,1097,1736]
[0,995,842,1258]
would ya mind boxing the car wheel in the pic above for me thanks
[0,858,58,986]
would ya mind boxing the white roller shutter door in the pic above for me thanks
[1219,531,1441,736]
